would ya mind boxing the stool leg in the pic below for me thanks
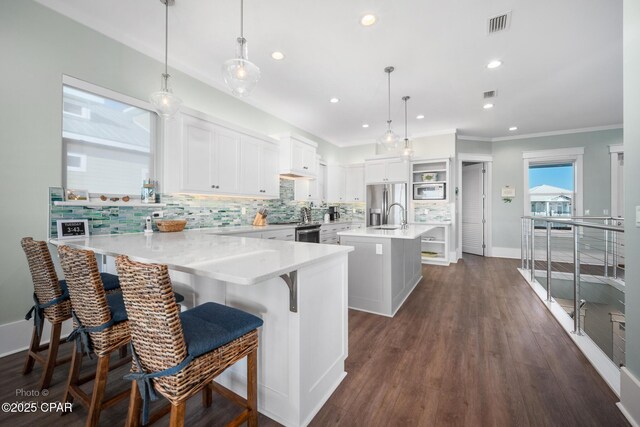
[125,381,142,427]
[119,345,128,359]
[169,401,186,427]
[86,355,110,427]
[202,383,212,408]
[64,341,83,405]
[247,349,258,427]
[39,322,62,390]
[22,318,44,375]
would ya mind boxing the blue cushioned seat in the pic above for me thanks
[180,302,263,358]
[174,291,185,304]
[105,292,128,324]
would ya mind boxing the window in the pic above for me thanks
[523,148,584,229]
[62,80,156,196]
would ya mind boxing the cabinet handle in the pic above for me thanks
[303,166,308,170]
[211,185,219,189]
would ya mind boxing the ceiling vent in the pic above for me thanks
[483,90,497,99]
[487,11,511,34]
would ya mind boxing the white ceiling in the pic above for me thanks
[35,0,623,147]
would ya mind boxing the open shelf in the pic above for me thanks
[54,201,166,208]
[413,180,447,184]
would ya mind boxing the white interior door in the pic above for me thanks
[462,163,485,256]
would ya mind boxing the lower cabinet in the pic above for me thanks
[320,222,363,244]
[419,225,450,265]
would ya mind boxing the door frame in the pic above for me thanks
[457,154,493,260]
[610,144,624,218]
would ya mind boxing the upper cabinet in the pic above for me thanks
[364,157,409,184]
[163,110,279,199]
[277,133,318,178]
[326,165,346,202]
[294,155,322,202]
[345,164,364,202]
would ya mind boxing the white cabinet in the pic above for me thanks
[278,133,318,178]
[180,115,240,195]
[420,225,450,266]
[240,136,280,198]
[345,165,364,202]
[294,155,322,202]
[364,157,409,183]
[163,110,278,199]
[326,165,346,202]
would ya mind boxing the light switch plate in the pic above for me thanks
[376,244,383,255]
[584,209,590,215]
[241,207,247,215]
[636,206,640,227]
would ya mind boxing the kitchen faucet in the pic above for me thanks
[386,203,408,229]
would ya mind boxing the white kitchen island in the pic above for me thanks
[51,230,352,427]
[338,225,435,317]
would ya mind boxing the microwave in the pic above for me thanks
[413,183,445,200]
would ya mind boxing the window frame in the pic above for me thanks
[61,75,159,198]
[522,147,584,234]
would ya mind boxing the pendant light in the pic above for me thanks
[401,96,414,160]
[377,66,400,151]
[222,0,261,97]
[150,0,182,118]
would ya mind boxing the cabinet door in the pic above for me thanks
[302,144,317,175]
[294,179,310,201]
[385,158,409,182]
[346,165,364,202]
[364,161,387,183]
[291,140,306,172]
[327,165,346,202]
[261,143,280,198]
[213,127,241,194]
[182,117,214,193]
[318,163,326,201]
[240,136,262,196]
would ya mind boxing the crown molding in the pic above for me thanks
[490,124,623,142]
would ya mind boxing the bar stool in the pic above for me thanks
[20,237,120,390]
[115,255,263,427]
[57,245,131,427]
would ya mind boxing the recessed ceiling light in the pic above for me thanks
[509,126,518,131]
[360,14,377,26]
[271,51,285,60]
[483,103,494,109]
[416,114,425,119]
[362,123,369,128]
[487,60,502,69]
[330,97,340,103]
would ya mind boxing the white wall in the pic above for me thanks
[0,0,339,324]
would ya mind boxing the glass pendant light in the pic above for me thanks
[401,96,414,160]
[222,0,261,97]
[150,0,182,118]
[377,66,400,151]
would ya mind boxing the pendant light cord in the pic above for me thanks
[387,71,392,128]
[404,98,408,140]
[240,0,244,40]
[164,0,169,76]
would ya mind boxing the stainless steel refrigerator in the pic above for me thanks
[366,183,407,227]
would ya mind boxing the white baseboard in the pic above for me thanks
[618,368,640,426]
[0,318,73,358]
[491,247,521,259]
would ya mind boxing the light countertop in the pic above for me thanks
[337,224,436,240]
[50,229,352,285]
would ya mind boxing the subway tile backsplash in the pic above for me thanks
[412,202,453,223]
[49,181,365,238]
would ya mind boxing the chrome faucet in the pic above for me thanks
[386,203,408,229]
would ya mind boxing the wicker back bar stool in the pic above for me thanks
[115,255,263,427]
[57,245,131,427]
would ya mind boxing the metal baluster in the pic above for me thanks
[524,219,530,270]
[546,221,552,302]
[613,230,618,279]
[530,218,535,282]
[604,218,609,278]
[573,225,582,335]
[521,218,525,270]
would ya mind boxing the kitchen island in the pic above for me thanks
[51,229,352,427]
[337,225,434,317]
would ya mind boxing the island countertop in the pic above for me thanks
[50,229,352,285]
[337,224,436,240]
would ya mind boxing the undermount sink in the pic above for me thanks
[374,225,400,230]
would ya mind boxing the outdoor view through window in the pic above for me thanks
[529,163,575,223]
[62,85,154,196]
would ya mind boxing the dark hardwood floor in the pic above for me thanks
[0,256,628,426]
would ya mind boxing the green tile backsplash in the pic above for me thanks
[49,181,365,238]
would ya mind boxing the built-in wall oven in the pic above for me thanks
[295,223,321,243]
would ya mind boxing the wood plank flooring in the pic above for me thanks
[0,255,628,426]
